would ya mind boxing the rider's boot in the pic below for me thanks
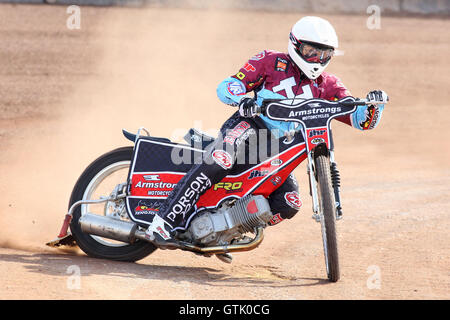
[144,214,178,249]
[215,253,233,264]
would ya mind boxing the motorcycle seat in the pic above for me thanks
[122,129,171,144]
[183,128,215,150]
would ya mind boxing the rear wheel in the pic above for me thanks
[315,154,340,282]
[69,147,157,262]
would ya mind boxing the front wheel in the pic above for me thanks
[315,154,340,282]
[69,146,157,262]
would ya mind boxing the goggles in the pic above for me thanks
[290,32,334,65]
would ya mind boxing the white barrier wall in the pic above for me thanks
[0,0,449,15]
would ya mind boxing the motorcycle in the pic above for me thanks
[47,96,378,282]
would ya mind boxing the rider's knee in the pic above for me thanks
[267,191,302,226]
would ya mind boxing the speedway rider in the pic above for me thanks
[144,16,389,250]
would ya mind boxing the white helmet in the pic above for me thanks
[288,16,339,80]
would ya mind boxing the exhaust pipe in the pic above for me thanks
[79,213,265,254]
[79,213,142,244]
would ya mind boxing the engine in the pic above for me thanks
[184,195,273,246]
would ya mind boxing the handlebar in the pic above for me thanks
[339,99,369,107]
[258,97,383,115]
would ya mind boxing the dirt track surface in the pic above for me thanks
[0,4,449,300]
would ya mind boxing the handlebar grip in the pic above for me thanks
[340,101,368,107]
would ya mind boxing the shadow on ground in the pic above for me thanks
[0,251,331,288]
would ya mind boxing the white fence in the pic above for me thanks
[0,0,448,15]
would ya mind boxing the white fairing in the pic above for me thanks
[288,16,339,80]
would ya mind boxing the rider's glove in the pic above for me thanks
[353,90,388,131]
[366,90,389,105]
[238,97,259,118]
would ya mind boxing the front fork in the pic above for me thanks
[307,150,343,222]
[329,151,343,220]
